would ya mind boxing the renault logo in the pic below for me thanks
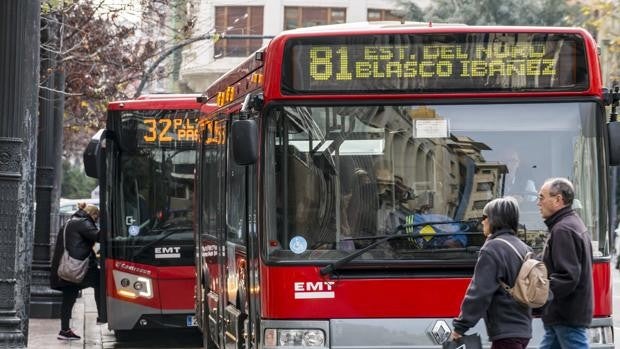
[428,320,451,344]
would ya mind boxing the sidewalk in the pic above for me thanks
[28,288,115,349]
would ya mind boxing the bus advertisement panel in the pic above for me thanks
[85,94,212,339]
[195,24,616,349]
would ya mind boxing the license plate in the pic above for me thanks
[186,315,197,327]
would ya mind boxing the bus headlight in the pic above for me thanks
[134,281,144,290]
[587,326,613,344]
[303,330,325,346]
[112,270,153,299]
[264,329,325,347]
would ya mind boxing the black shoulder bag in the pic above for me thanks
[442,334,482,349]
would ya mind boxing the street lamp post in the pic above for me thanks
[30,17,64,319]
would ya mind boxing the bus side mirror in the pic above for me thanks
[84,129,106,178]
[231,119,258,165]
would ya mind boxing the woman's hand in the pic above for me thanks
[450,331,463,341]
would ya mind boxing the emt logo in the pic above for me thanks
[154,246,181,259]
[294,281,335,299]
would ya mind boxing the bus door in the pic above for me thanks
[223,112,253,349]
[200,119,228,348]
[84,129,109,323]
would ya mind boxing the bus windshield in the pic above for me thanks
[264,102,603,263]
[111,109,198,259]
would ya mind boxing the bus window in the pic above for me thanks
[265,102,601,261]
[227,116,247,244]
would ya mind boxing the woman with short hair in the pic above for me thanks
[451,197,533,349]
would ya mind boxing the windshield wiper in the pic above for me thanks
[319,219,481,276]
[131,227,191,258]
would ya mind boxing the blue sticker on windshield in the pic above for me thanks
[128,225,140,236]
[289,236,307,254]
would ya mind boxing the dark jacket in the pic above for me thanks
[542,206,593,327]
[453,229,532,341]
[50,209,100,290]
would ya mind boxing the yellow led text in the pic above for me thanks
[143,118,199,143]
[308,43,557,81]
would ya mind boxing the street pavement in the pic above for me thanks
[27,266,620,348]
[27,288,201,349]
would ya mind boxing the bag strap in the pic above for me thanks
[62,219,72,251]
[495,237,524,262]
[495,237,524,292]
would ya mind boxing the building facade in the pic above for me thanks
[180,0,403,92]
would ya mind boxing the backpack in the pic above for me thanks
[496,238,549,308]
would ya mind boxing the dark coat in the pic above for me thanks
[453,229,533,341]
[542,206,593,327]
[50,209,100,290]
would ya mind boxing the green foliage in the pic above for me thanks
[61,161,97,199]
[41,0,64,14]
[398,0,579,26]
[397,0,425,22]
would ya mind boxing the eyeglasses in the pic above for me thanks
[481,215,488,221]
[538,193,560,201]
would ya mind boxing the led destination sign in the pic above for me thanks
[142,117,199,143]
[119,110,202,152]
[282,33,588,93]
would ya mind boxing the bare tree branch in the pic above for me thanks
[39,85,83,96]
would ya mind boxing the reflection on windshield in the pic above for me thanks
[118,149,195,240]
[114,110,199,243]
[265,102,600,262]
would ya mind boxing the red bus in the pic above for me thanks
[84,94,214,339]
[194,24,620,348]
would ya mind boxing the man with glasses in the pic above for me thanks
[537,178,593,349]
